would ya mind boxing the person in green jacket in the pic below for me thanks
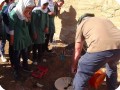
[0,0,10,63]
[1,0,16,66]
[42,0,64,52]
[0,10,3,62]
[0,0,5,61]
[48,0,64,42]
[9,0,35,80]
[31,0,49,65]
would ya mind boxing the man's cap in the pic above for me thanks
[77,13,95,25]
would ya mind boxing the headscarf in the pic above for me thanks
[0,0,4,5]
[48,0,54,12]
[33,0,49,13]
[13,0,35,20]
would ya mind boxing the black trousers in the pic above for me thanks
[13,49,28,71]
[33,44,43,62]
[49,33,54,43]
[42,34,50,52]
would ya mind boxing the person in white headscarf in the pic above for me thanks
[43,0,64,53]
[31,0,49,65]
[0,0,5,5]
[0,0,16,64]
[9,0,35,80]
[33,0,49,13]
[38,0,54,12]
[48,0,54,12]
[13,0,35,21]
[43,0,55,53]
[0,0,5,62]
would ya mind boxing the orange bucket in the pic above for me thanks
[89,69,106,89]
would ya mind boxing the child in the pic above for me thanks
[0,0,5,40]
[9,0,35,79]
[49,0,64,42]
[2,0,16,65]
[31,0,49,65]
[0,8,4,62]
[0,0,10,62]
[43,0,64,52]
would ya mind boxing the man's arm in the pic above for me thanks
[72,41,84,74]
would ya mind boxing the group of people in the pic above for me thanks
[0,0,120,90]
[0,0,64,80]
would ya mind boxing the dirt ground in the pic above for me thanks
[0,41,120,90]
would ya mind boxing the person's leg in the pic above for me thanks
[49,33,54,43]
[0,40,2,56]
[73,50,115,90]
[43,34,51,52]
[38,44,43,62]
[13,50,21,70]
[13,50,21,79]
[21,48,32,72]
[21,48,28,67]
[9,45,14,67]
[32,44,38,62]
[50,33,54,43]
[1,25,7,62]
[1,38,7,62]
[7,34,14,66]
[106,50,120,90]
[1,32,6,55]
[27,45,33,59]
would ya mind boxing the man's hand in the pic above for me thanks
[72,41,84,74]
[71,64,77,74]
